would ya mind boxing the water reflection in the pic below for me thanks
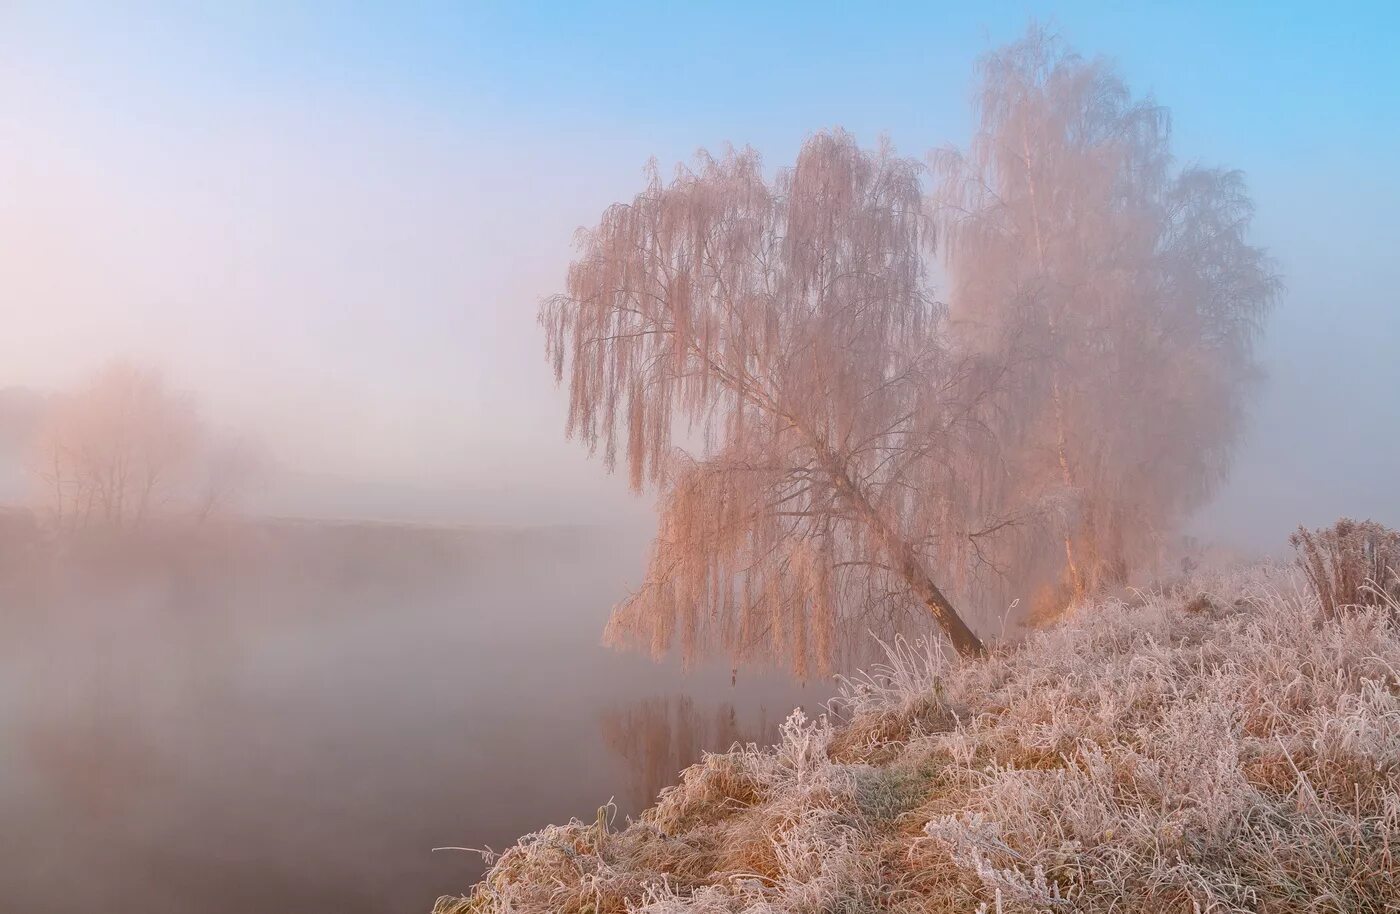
[0,521,825,914]
[21,687,165,819]
[600,696,782,812]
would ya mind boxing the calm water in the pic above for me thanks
[0,521,823,914]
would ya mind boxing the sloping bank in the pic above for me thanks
[435,565,1399,914]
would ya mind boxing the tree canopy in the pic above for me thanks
[544,28,1279,671]
[545,132,993,671]
[934,28,1279,615]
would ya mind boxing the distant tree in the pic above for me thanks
[544,132,997,670]
[932,28,1280,613]
[30,361,203,529]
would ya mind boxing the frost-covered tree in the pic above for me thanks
[933,28,1279,613]
[544,132,995,669]
[28,360,257,529]
[31,361,200,529]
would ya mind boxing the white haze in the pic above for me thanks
[1,7,1397,544]
[0,10,1397,914]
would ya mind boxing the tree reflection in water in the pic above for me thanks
[599,696,790,813]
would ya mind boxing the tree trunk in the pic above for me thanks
[1052,377,1087,600]
[822,453,987,659]
[879,520,987,658]
[1023,128,1087,602]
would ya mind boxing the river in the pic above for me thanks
[0,520,824,914]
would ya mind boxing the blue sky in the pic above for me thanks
[12,2,1396,159]
[2,2,1397,539]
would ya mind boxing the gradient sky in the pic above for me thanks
[2,1,1397,540]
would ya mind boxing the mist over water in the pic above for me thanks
[0,520,822,913]
[2,6,1398,914]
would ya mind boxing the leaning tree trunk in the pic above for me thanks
[856,496,987,659]
[823,453,987,659]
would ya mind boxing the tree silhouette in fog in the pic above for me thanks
[29,361,258,529]
[933,27,1279,617]
[545,132,996,669]
[32,361,200,529]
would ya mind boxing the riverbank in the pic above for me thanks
[436,562,1399,913]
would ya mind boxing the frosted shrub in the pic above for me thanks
[1291,518,1400,619]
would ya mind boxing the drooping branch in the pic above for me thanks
[550,132,993,672]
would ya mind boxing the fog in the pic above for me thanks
[0,74,650,525]
[1,4,1398,913]
[0,518,815,912]
[4,5,1395,538]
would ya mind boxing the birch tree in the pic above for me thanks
[544,132,995,670]
[934,28,1279,613]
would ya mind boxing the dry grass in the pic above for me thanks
[436,561,1400,914]
[1291,518,1400,621]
